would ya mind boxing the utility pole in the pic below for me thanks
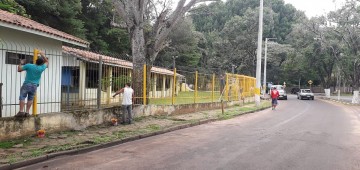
[263,38,276,96]
[255,0,264,107]
[172,56,178,69]
[231,65,236,74]
[337,66,341,101]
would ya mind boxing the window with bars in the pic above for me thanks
[5,52,33,65]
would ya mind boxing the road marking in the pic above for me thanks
[274,101,311,128]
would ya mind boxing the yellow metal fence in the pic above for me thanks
[147,69,256,105]
[0,45,256,117]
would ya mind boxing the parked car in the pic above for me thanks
[271,85,287,100]
[291,87,300,94]
[297,89,314,100]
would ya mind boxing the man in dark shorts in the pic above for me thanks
[15,51,48,117]
[271,87,279,110]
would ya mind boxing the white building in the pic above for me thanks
[0,10,182,117]
[62,46,182,108]
[0,9,89,117]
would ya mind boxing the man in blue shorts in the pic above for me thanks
[15,51,48,117]
[271,86,279,110]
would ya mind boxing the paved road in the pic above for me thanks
[19,95,360,170]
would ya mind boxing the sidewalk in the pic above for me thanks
[0,101,270,169]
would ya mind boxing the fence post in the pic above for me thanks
[106,66,113,104]
[32,49,39,116]
[153,74,157,98]
[79,61,87,106]
[162,75,166,98]
[0,83,2,117]
[212,73,215,103]
[97,56,103,109]
[225,73,229,102]
[194,71,198,103]
[172,68,176,105]
[143,64,147,105]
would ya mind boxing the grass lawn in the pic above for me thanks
[148,91,247,105]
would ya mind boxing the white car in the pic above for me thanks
[297,89,314,100]
[271,85,287,100]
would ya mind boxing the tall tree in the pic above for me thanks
[155,18,202,70]
[0,0,27,16]
[16,0,86,38]
[190,0,303,80]
[112,0,218,102]
[80,0,130,55]
[327,0,360,89]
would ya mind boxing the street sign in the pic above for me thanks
[308,80,313,85]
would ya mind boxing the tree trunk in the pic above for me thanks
[146,65,152,104]
[131,26,146,104]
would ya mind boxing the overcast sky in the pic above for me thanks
[283,0,346,18]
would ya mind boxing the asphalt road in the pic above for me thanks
[19,95,360,170]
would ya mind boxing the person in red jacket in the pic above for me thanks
[271,87,280,110]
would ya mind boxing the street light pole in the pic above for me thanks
[232,65,236,74]
[172,56,178,69]
[255,0,264,107]
[263,38,276,96]
[337,66,341,101]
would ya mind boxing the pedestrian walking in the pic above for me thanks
[15,51,48,117]
[113,83,134,124]
[271,86,279,110]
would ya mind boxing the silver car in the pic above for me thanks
[297,89,314,100]
[271,85,287,100]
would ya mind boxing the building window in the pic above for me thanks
[5,52,33,65]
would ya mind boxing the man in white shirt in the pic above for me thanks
[113,83,134,124]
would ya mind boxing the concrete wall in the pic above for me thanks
[0,97,254,141]
[0,107,121,141]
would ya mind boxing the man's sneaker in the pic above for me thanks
[15,112,25,117]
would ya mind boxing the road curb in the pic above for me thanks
[318,97,360,106]
[1,106,270,169]
[9,156,47,170]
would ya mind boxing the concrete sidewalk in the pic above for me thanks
[0,101,270,169]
